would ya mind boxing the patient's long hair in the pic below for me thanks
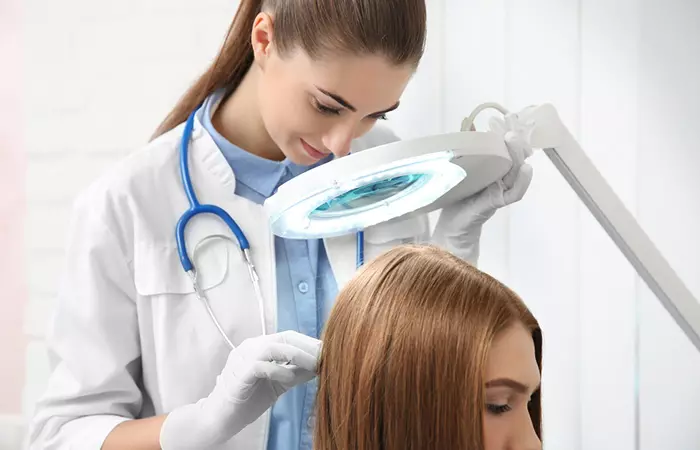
[314,244,542,450]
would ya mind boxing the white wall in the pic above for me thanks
[0,0,29,446]
[8,0,700,449]
[636,0,700,447]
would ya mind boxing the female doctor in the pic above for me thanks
[28,0,534,449]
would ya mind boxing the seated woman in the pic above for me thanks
[314,244,542,450]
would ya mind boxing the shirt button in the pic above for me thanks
[298,281,309,294]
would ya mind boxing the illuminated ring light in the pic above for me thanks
[264,131,511,239]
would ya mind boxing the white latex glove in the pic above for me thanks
[432,114,535,265]
[160,330,321,449]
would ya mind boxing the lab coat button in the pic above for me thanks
[298,281,309,293]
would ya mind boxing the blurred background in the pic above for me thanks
[1,0,699,448]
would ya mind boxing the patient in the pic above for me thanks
[314,244,542,450]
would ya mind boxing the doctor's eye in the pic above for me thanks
[486,403,512,415]
[369,113,389,121]
[312,98,341,116]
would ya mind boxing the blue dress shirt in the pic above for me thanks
[198,91,338,450]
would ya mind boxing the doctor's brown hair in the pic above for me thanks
[314,245,543,450]
[152,0,426,138]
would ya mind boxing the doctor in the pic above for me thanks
[29,0,533,449]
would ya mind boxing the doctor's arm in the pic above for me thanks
[27,194,163,450]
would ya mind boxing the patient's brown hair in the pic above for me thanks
[314,244,542,450]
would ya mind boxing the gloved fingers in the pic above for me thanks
[250,361,298,383]
[225,361,297,402]
[268,364,318,397]
[436,180,501,226]
[512,134,534,160]
[264,330,322,359]
[252,361,317,395]
[257,342,318,372]
[504,131,527,166]
[435,196,478,227]
[284,364,317,386]
[502,163,533,205]
[230,357,314,396]
[502,166,520,191]
[502,129,535,188]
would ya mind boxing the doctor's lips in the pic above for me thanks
[301,138,328,160]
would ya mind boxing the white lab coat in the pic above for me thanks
[28,115,430,450]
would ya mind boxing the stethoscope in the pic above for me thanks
[176,109,365,349]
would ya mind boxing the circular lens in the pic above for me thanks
[311,173,428,218]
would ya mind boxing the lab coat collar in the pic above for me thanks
[188,113,237,194]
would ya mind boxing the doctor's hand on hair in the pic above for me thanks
[432,114,535,266]
[160,330,321,449]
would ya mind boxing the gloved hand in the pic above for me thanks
[160,330,321,449]
[431,114,535,265]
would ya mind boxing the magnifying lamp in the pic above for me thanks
[264,129,512,239]
[264,102,700,352]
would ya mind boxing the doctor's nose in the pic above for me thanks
[322,126,355,158]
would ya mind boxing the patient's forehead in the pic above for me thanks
[485,323,540,390]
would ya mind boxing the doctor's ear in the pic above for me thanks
[251,12,275,69]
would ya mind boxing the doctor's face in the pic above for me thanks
[251,17,415,165]
[483,323,542,450]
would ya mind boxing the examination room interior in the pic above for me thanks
[1,0,699,448]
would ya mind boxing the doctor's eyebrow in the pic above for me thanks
[315,86,400,116]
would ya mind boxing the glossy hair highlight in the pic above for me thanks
[314,244,543,450]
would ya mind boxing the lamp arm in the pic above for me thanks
[520,103,700,352]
